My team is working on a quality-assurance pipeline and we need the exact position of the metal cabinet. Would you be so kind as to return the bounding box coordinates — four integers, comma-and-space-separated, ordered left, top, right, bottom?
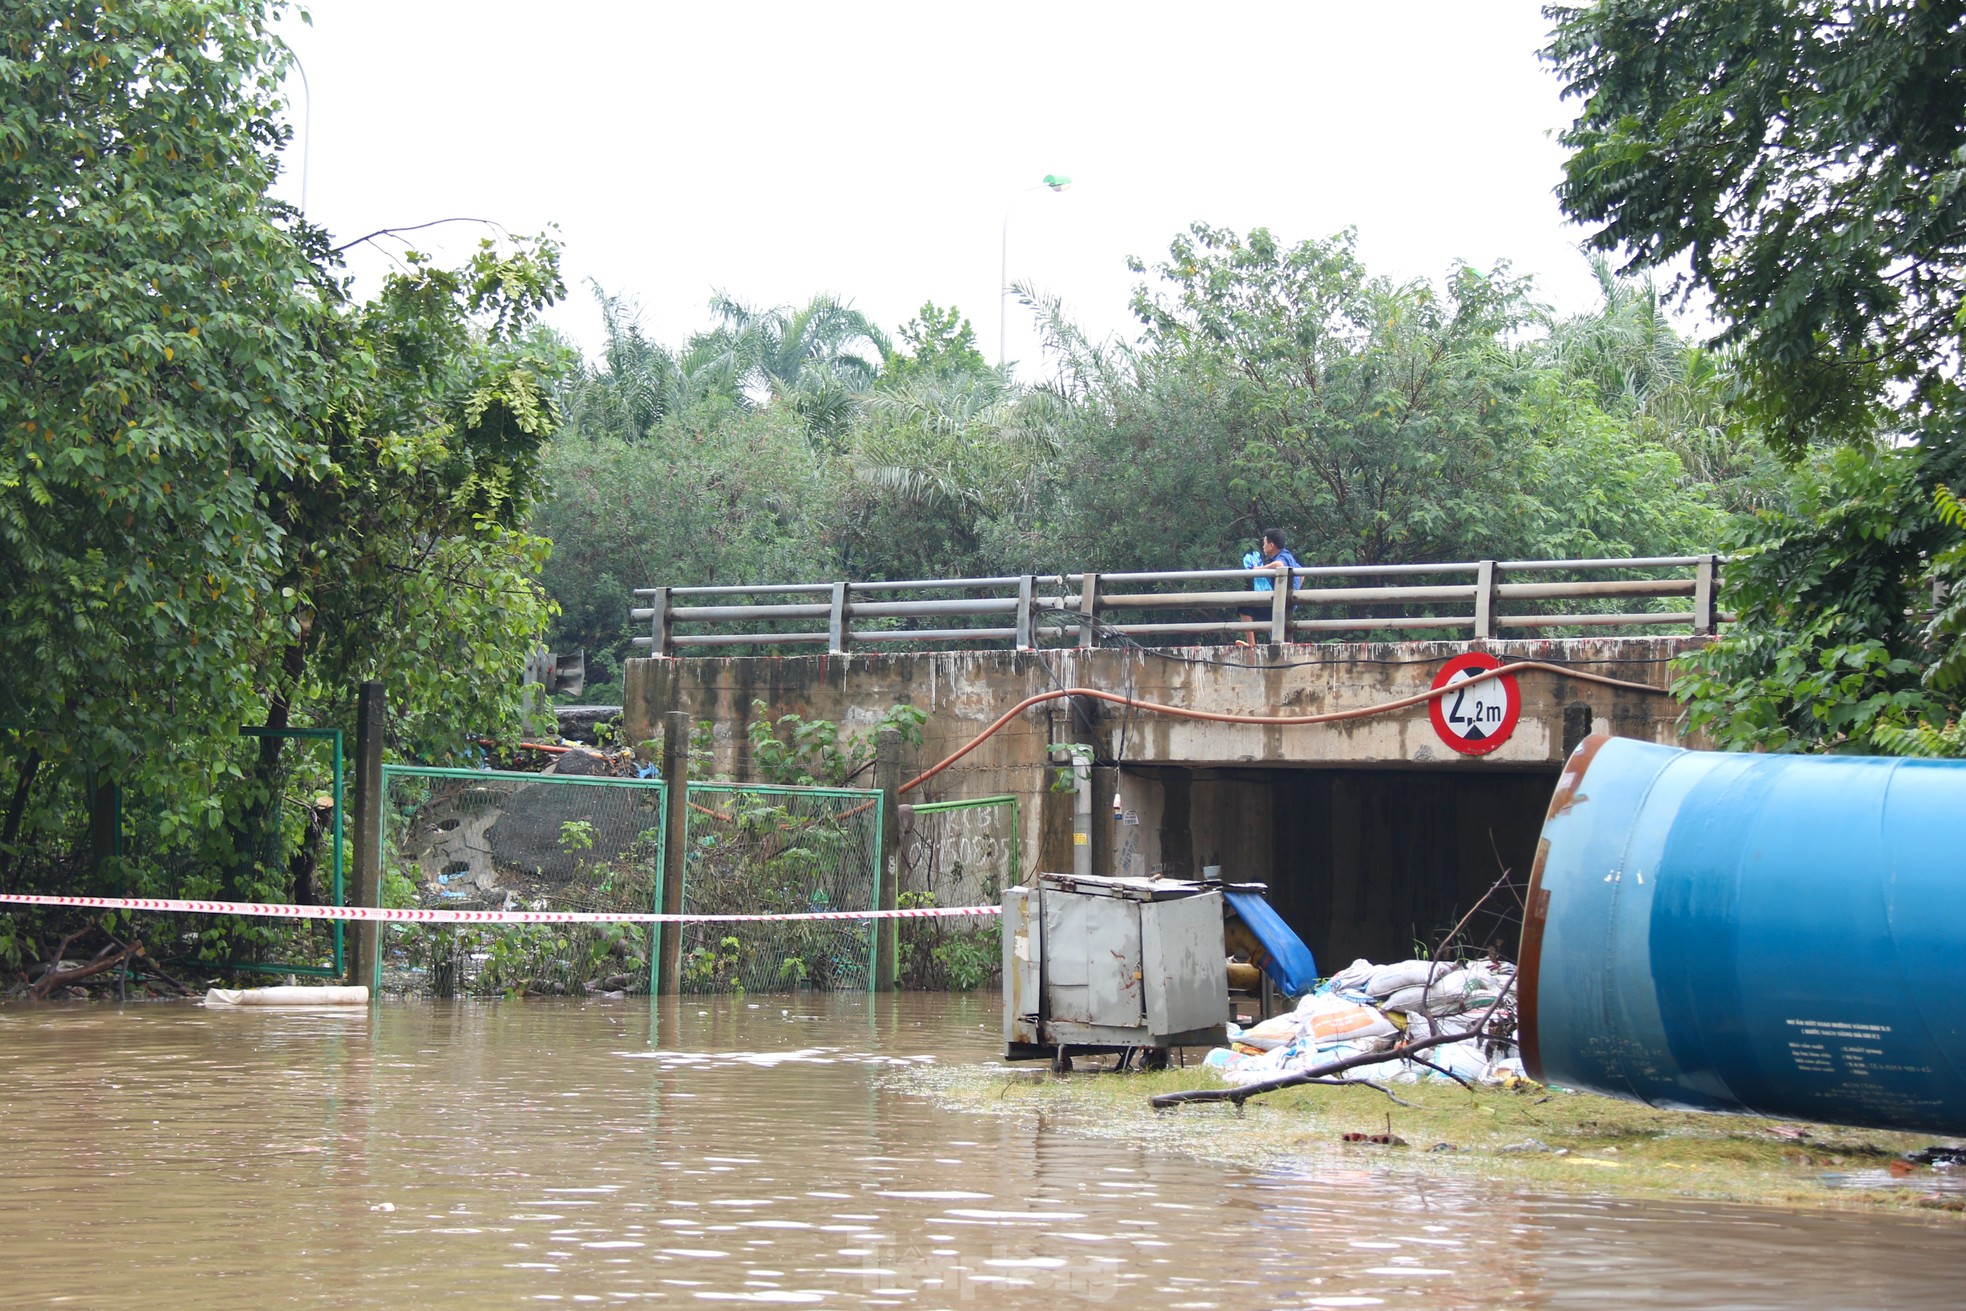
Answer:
1003, 873, 1228, 1062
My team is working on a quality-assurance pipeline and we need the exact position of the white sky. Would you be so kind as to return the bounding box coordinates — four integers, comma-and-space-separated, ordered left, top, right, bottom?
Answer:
275, 1, 1625, 373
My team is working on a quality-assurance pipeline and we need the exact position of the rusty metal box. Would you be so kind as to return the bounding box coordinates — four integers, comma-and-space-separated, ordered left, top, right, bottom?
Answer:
1002, 872, 1227, 1063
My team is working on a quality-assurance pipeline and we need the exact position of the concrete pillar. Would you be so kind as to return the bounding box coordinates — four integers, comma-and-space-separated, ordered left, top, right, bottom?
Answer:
1089, 765, 1118, 879
346, 681, 385, 994
1037, 754, 1076, 876
657, 711, 690, 995
873, 728, 903, 991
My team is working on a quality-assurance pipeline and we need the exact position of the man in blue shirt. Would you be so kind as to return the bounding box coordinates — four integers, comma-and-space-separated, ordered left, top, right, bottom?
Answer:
1238, 528, 1301, 645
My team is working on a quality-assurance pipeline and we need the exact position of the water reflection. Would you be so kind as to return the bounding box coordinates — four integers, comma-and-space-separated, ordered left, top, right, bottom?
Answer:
0, 994, 1956, 1309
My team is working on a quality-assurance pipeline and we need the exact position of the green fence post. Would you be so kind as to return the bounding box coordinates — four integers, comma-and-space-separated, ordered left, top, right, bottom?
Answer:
657, 711, 690, 996
873, 729, 902, 992
329, 729, 344, 978
347, 682, 385, 996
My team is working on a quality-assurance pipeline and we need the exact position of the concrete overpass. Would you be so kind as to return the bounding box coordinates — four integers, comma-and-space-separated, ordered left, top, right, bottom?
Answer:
622, 558, 1715, 966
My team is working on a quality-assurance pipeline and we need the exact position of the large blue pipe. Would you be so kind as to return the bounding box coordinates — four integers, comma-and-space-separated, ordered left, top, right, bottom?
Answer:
1520, 734, 1966, 1135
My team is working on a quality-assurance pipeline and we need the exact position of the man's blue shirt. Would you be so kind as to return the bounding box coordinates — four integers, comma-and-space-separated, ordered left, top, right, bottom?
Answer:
1253, 547, 1299, 593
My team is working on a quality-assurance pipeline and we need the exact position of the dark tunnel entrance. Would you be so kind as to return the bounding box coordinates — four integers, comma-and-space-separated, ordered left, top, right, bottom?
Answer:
1113, 763, 1560, 971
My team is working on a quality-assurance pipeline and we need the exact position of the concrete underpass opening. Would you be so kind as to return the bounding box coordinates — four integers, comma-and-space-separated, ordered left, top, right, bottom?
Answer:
1113, 763, 1559, 971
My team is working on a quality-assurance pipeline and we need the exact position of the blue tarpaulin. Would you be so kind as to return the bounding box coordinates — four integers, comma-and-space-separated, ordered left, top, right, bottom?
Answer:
1221, 888, 1318, 997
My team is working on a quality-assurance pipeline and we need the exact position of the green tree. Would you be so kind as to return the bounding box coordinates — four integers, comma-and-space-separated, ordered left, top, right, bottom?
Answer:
210, 234, 566, 900
1546, 0, 1966, 457
1511, 373, 1728, 563
273, 238, 566, 759
0, 0, 570, 911
1673, 442, 1964, 753
1020, 229, 1733, 576
879, 302, 992, 390
1, 0, 338, 860
1107, 225, 1544, 566
1538, 259, 1784, 513
557, 281, 743, 443
1546, 1, 1966, 753
535, 403, 824, 695
529, 230, 1747, 674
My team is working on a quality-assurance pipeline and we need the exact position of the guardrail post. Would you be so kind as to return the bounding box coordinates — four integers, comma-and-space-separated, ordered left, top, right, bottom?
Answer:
874, 729, 903, 992
657, 711, 689, 996
1078, 572, 1101, 649
649, 586, 673, 657
1473, 560, 1498, 639
1693, 555, 1719, 636
345, 680, 384, 996
828, 581, 848, 654
1015, 575, 1036, 651
1269, 571, 1290, 645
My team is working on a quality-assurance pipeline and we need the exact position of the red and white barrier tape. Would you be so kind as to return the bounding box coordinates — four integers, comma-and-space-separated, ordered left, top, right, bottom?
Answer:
0, 893, 1001, 926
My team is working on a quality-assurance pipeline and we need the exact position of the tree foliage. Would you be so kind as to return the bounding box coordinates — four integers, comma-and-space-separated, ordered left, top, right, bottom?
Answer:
536, 404, 823, 697
1674, 441, 1966, 752
1, 0, 335, 816
1547, 1, 1966, 754
1024, 225, 1733, 571
277, 238, 566, 759
0, 0, 568, 914
879, 302, 992, 390
538, 228, 1756, 683
1123, 225, 1546, 565
1546, 0, 1966, 457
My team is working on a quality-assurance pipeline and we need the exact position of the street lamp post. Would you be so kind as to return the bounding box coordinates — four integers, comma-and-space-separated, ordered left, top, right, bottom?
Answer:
1000, 173, 1072, 370
288, 51, 312, 214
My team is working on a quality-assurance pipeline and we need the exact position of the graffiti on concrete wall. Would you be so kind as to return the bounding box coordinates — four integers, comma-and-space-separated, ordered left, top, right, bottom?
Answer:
900, 799, 1019, 909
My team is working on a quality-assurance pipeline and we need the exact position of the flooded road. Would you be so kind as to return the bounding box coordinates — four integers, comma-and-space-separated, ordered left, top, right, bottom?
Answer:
0, 994, 1957, 1309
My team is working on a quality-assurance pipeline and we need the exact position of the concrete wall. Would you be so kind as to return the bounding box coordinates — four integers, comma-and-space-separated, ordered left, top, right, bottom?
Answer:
624, 637, 1699, 898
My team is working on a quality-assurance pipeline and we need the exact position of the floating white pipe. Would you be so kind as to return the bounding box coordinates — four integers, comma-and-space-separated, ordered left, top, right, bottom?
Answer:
203, 985, 369, 1007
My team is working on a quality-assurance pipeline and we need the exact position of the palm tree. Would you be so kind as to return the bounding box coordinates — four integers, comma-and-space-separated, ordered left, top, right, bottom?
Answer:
691, 293, 892, 444
847, 370, 1072, 554
559, 282, 744, 441
1539, 259, 1780, 510
1539, 257, 1691, 411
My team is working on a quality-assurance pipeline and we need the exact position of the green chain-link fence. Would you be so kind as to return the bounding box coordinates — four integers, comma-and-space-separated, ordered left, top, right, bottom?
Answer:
677, 781, 882, 993
378, 766, 667, 998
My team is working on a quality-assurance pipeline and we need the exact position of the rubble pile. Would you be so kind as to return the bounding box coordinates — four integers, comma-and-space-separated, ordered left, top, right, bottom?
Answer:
1205, 956, 1523, 1088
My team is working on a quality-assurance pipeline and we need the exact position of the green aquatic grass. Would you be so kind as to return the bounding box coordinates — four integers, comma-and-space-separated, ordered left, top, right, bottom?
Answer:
899, 1063, 1966, 1219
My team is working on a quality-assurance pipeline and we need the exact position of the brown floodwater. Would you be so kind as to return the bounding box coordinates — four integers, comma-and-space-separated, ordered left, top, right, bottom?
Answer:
0, 993, 1958, 1309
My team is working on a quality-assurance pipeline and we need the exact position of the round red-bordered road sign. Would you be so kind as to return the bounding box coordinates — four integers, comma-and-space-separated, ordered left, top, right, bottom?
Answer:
1428, 652, 1520, 755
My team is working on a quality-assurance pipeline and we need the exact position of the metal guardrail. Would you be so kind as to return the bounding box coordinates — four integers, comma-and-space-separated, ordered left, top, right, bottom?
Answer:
630, 556, 1724, 655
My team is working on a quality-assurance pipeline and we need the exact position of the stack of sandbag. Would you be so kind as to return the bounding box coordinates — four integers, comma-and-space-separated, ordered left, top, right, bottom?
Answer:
1327, 956, 1512, 1020
1203, 992, 1401, 1087
1204, 956, 1520, 1088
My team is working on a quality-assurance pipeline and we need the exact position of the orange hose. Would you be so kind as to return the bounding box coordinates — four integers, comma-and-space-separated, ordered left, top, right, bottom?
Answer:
895, 660, 1665, 796
810, 660, 1668, 819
